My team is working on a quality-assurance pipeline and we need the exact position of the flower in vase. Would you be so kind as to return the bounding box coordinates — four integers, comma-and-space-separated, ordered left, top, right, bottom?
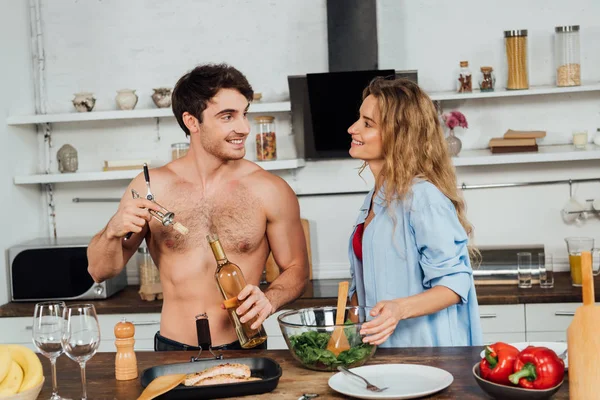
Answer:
442, 111, 468, 131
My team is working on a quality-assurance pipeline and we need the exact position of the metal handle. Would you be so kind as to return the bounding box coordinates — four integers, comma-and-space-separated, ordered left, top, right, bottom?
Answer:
555, 311, 575, 316
337, 366, 372, 386
131, 321, 160, 326
479, 314, 497, 319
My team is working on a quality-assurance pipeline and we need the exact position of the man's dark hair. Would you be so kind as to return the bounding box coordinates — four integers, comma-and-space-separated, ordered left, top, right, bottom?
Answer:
172, 63, 254, 137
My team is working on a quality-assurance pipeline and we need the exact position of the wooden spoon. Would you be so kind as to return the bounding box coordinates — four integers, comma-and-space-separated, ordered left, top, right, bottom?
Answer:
137, 373, 186, 400
326, 281, 350, 357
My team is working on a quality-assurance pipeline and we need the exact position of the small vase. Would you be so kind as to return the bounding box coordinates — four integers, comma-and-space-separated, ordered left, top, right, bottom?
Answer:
116, 89, 138, 110
72, 92, 95, 112
151, 87, 172, 108
446, 129, 462, 156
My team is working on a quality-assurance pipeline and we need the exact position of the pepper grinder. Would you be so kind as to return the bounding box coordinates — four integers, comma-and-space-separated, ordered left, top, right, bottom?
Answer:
114, 318, 138, 380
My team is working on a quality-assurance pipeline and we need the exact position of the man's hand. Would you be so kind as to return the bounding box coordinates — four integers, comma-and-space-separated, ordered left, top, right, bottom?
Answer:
359, 299, 404, 345
235, 284, 274, 330
106, 198, 161, 239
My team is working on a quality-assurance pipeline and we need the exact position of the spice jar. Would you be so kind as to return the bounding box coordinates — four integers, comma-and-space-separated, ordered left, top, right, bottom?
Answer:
555, 25, 581, 87
137, 247, 162, 301
504, 29, 529, 90
456, 61, 472, 93
478, 66, 495, 92
255, 116, 277, 161
171, 142, 189, 161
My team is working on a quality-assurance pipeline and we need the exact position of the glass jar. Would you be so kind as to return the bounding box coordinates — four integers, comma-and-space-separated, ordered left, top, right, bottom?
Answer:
456, 61, 472, 93
171, 142, 189, 161
479, 66, 496, 92
137, 247, 161, 301
504, 29, 529, 90
255, 116, 277, 161
555, 25, 581, 87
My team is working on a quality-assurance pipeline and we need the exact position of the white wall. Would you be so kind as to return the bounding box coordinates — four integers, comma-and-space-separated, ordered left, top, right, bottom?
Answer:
5, 1, 600, 288
0, 0, 45, 304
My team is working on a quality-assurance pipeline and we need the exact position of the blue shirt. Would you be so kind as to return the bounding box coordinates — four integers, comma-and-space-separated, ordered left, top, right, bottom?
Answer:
348, 179, 483, 348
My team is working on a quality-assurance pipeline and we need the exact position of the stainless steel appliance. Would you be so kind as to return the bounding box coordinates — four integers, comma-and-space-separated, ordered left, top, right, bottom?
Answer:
8, 236, 127, 302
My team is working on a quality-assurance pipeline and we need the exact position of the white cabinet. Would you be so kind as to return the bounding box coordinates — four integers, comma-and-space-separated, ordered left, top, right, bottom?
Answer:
479, 304, 526, 344
525, 303, 578, 341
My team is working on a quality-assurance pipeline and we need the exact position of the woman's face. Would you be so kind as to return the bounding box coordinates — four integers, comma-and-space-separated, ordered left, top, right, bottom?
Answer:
347, 94, 383, 162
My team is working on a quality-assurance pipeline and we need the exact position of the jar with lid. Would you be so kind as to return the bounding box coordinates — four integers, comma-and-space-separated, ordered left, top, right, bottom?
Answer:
137, 247, 162, 301
478, 66, 495, 92
171, 142, 189, 161
555, 25, 580, 87
456, 61, 472, 93
504, 29, 529, 90
254, 116, 277, 161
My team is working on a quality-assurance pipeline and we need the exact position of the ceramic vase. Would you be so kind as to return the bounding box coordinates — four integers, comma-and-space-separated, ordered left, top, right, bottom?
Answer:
116, 89, 138, 110
72, 92, 95, 112
152, 87, 172, 108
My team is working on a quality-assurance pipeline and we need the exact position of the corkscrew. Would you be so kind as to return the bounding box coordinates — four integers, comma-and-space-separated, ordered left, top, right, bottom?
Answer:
124, 164, 188, 239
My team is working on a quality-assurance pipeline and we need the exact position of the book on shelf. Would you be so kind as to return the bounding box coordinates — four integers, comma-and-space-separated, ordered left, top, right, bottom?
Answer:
503, 129, 547, 139
488, 137, 537, 148
103, 160, 150, 171
490, 144, 539, 154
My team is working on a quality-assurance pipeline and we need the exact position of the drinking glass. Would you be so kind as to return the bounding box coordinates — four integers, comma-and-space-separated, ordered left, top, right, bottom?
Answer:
538, 253, 554, 289
517, 252, 532, 288
62, 304, 100, 400
33, 301, 66, 400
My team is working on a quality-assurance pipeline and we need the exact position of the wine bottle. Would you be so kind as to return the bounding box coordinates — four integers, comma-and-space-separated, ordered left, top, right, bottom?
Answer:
206, 233, 268, 349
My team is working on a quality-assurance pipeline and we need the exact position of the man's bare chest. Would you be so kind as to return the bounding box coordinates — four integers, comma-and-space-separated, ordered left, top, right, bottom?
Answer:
150, 185, 266, 254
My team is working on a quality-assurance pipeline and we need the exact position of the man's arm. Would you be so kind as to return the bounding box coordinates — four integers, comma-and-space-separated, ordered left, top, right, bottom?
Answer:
236, 173, 309, 329
262, 176, 309, 311
87, 174, 159, 282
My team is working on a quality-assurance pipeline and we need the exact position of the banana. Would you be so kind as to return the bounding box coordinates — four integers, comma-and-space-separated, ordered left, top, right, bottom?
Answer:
0, 360, 23, 395
1, 345, 43, 393
0, 347, 11, 384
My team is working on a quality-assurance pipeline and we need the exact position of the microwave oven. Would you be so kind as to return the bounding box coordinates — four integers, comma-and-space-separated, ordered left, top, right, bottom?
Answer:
8, 237, 127, 302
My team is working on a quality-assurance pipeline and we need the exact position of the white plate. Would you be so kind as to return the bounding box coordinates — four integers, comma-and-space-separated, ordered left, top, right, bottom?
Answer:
479, 342, 568, 368
328, 364, 453, 399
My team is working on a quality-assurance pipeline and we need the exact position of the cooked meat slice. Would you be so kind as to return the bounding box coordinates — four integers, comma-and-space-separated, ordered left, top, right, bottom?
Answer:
184, 363, 251, 386
195, 374, 261, 386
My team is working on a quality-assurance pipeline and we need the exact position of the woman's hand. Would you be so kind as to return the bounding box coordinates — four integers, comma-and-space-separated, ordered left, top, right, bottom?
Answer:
359, 299, 405, 345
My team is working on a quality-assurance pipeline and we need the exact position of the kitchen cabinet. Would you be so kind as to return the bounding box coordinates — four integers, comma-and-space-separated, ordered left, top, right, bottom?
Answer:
524, 303, 577, 341
479, 304, 526, 344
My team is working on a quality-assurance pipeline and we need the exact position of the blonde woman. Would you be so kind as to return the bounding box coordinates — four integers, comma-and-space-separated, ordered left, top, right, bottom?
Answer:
348, 77, 482, 348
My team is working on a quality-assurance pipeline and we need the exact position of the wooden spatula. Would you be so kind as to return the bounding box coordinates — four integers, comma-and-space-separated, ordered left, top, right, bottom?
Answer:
137, 373, 186, 400
567, 251, 600, 399
326, 281, 350, 357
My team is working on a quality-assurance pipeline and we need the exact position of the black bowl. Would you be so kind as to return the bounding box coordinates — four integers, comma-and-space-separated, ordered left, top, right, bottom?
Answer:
472, 363, 563, 400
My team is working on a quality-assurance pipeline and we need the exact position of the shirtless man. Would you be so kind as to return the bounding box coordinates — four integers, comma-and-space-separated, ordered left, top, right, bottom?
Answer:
87, 63, 309, 351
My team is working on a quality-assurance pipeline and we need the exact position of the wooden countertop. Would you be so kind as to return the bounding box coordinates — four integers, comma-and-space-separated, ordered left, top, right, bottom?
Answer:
36, 347, 570, 399
0, 272, 594, 318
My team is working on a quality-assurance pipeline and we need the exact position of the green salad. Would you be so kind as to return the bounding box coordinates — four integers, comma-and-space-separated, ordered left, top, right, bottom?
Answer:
288, 323, 374, 370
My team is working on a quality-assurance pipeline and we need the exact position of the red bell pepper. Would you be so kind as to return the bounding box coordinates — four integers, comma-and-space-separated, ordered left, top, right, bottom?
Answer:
508, 346, 565, 389
479, 342, 520, 385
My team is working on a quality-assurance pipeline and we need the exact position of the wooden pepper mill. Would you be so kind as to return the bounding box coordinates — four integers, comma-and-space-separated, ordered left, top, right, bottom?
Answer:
114, 318, 138, 381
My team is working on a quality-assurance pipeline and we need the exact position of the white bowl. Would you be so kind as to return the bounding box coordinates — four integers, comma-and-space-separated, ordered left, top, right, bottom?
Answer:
1, 377, 44, 400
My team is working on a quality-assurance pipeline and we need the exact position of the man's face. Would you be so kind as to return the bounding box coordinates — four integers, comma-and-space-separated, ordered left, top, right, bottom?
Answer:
196, 88, 251, 160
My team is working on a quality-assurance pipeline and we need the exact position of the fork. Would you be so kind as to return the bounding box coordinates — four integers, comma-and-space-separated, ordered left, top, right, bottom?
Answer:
337, 366, 388, 392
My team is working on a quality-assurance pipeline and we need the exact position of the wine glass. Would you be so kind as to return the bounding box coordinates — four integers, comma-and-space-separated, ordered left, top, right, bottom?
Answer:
61, 304, 100, 400
33, 301, 66, 400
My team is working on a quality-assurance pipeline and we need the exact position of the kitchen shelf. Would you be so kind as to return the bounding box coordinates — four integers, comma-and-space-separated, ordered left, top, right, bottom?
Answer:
6, 101, 291, 125
452, 144, 600, 167
428, 82, 600, 101
13, 158, 305, 184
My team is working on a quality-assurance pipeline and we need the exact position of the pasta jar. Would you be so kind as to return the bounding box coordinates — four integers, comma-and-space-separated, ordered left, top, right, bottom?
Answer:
504, 29, 529, 90
255, 116, 277, 161
555, 25, 581, 87
171, 142, 189, 161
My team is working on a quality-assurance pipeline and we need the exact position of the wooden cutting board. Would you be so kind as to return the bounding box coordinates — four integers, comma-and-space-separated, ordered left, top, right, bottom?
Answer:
265, 218, 312, 282
567, 251, 600, 399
